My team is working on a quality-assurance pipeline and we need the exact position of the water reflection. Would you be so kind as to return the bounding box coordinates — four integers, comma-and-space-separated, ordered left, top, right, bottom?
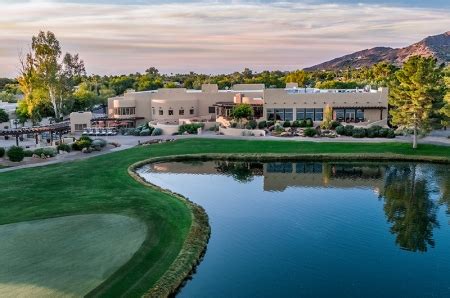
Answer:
145, 160, 449, 253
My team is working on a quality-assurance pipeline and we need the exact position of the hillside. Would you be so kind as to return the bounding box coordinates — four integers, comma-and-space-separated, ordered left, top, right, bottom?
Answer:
305, 31, 450, 71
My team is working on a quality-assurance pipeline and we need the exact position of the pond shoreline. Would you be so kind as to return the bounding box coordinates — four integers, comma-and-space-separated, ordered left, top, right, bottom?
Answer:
130, 151, 450, 296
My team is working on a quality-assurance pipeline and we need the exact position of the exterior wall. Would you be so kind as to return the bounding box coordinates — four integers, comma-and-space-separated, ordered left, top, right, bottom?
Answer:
219, 127, 266, 137
70, 112, 92, 132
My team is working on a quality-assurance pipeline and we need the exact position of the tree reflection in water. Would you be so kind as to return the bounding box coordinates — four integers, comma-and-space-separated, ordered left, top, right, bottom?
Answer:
380, 165, 439, 252
214, 161, 263, 183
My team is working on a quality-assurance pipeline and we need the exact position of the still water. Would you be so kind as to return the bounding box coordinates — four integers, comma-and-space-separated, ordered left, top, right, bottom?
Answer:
137, 160, 450, 298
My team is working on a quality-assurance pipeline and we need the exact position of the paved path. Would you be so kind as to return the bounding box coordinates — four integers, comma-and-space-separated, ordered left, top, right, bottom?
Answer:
1, 132, 449, 173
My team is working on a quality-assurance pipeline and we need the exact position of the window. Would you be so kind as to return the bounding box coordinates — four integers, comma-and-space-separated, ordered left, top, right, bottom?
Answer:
189, 108, 195, 115
74, 124, 87, 131
159, 109, 163, 116
296, 162, 322, 173
296, 108, 305, 120
114, 107, 135, 115
275, 109, 284, 121
284, 109, 293, 121
334, 109, 344, 121
208, 106, 216, 114
152, 108, 155, 115
168, 109, 174, 115
266, 108, 275, 120
305, 108, 314, 120
356, 109, 364, 121
179, 109, 185, 116
267, 163, 293, 173
314, 108, 323, 121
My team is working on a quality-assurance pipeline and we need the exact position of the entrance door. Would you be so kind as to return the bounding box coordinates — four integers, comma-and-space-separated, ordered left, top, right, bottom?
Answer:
345, 110, 355, 122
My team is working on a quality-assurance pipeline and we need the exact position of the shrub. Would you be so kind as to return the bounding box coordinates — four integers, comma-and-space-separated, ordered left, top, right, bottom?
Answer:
291, 120, 300, 128
331, 121, 341, 129
0, 147, 4, 158
257, 121, 267, 129
378, 128, 389, 138
230, 122, 237, 128
247, 120, 257, 129
91, 139, 107, 149
151, 128, 163, 136
57, 143, 71, 152
34, 147, 57, 157
274, 125, 285, 133
336, 125, 346, 135
305, 119, 314, 127
79, 135, 93, 143
352, 128, 367, 138
24, 150, 34, 157
344, 125, 354, 136
179, 123, 204, 134
304, 127, 317, 137
7, 146, 24, 162
140, 129, 152, 136
386, 129, 396, 138
266, 121, 275, 128
283, 121, 291, 128
72, 140, 91, 151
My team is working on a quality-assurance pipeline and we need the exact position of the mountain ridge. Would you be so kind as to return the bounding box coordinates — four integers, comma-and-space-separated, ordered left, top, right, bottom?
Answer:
305, 31, 450, 71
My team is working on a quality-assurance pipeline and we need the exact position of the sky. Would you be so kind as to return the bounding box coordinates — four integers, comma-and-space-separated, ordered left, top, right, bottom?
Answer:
0, 0, 449, 77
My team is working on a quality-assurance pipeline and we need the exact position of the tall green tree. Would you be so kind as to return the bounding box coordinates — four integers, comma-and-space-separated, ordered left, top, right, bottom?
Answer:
440, 67, 450, 127
389, 56, 445, 148
231, 103, 253, 127
0, 108, 9, 123
285, 70, 310, 87
31, 31, 85, 121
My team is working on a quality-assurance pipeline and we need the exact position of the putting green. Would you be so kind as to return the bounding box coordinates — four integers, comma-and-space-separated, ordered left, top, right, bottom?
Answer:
0, 214, 147, 297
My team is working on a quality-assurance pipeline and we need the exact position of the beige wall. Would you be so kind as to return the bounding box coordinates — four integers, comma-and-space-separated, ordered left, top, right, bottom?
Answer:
70, 112, 92, 133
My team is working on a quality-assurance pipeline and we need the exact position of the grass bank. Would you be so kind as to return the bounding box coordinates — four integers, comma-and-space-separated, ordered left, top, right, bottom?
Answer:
0, 138, 449, 297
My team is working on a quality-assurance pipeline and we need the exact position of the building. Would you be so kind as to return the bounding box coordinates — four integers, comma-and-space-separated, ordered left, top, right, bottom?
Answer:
70, 83, 388, 132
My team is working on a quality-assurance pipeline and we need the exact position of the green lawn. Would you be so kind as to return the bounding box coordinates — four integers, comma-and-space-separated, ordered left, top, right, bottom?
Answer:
0, 138, 449, 297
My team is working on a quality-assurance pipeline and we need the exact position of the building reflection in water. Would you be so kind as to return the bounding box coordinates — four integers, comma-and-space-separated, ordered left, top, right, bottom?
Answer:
146, 160, 448, 252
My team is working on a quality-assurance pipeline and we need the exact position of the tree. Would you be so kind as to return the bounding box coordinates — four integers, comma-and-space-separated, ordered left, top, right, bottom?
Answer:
286, 70, 309, 87
231, 103, 253, 127
31, 31, 85, 121
389, 56, 445, 148
0, 108, 8, 123
440, 67, 450, 127
321, 104, 333, 129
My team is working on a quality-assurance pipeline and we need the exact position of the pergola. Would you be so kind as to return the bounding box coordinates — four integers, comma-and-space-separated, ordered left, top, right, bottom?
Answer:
0, 122, 71, 146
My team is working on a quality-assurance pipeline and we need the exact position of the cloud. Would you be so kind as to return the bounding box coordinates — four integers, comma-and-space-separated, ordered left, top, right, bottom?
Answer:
0, 0, 449, 76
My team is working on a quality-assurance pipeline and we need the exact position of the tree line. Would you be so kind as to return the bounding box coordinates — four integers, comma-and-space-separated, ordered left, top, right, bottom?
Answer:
0, 31, 449, 144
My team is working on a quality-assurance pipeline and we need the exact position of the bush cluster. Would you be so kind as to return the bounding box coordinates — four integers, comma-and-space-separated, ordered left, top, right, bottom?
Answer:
151, 128, 163, 136
121, 123, 157, 136
57, 143, 71, 152
336, 125, 395, 138
304, 127, 317, 137
7, 146, 24, 162
34, 147, 57, 157
0, 147, 5, 158
179, 123, 204, 134
291, 119, 314, 128
257, 121, 267, 129
245, 120, 257, 130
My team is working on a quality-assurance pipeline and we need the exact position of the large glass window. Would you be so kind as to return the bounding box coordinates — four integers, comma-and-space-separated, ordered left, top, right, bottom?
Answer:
305, 108, 314, 120
152, 108, 155, 115
314, 108, 323, 121
208, 106, 216, 114
356, 109, 364, 121
267, 163, 293, 173
266, 109, 275, 120
275, 109, 284, 121
284, 109, 293, 121
296, 108, 305, 120
114, 107, 135, 115
334, 109, 344, 121
190, 108, 195, 115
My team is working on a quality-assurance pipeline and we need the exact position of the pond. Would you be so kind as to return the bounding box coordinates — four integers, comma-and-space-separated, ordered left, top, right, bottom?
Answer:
137, 160, 450, 298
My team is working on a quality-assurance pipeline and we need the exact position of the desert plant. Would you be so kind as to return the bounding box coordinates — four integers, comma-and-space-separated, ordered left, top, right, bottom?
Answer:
0, 147, 4, 158
321, 105, 333, 129
91, 139, 107, 149
7, 146, 25, 162
179, 123, 204, 134
246, 120, 257, 129
257, 121, 267, 129
304, 127, 317, 137
24, 149, 34, 157
34, 147, 57, 157
336, 125, 346, 135
151, 128, 163, 136
305, 119, 314, 127
331, 121, 341, 129
283, 121, 291, 128
140, 129, 152, 136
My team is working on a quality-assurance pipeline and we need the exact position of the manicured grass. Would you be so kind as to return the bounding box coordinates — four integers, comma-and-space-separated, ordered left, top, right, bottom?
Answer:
0, 138, 449, 297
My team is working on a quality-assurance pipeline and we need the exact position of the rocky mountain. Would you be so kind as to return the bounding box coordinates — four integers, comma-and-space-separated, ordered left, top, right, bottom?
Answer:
305, 31, 450, 71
